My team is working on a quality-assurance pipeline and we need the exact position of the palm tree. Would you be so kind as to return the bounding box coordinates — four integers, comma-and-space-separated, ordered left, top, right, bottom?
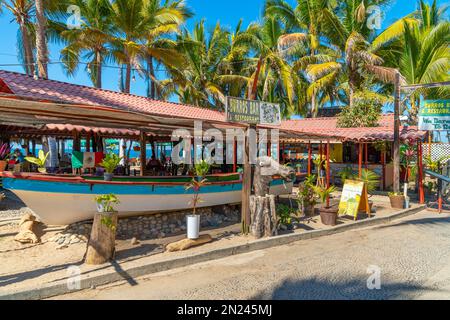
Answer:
265, 0, 338, 116
60, 0, 115, 88
0, 0, 36, 75
162, 20, 230, 108
139, 0, 192, 99
234, 16, 300, 116
35, 0, 48, 78
298, 0, 401, 108
395, 0, 450, 122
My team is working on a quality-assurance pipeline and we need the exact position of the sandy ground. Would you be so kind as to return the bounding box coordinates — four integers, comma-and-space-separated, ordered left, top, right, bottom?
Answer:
55, 210, 450, 300
0, 188, 421, 294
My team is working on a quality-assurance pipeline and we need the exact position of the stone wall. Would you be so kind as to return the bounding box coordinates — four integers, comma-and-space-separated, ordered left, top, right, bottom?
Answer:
50, 205, 241, 246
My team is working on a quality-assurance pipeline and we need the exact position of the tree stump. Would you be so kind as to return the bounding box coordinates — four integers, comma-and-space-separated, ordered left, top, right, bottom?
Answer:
250, 195, 278, 239
85, 212, 118, 265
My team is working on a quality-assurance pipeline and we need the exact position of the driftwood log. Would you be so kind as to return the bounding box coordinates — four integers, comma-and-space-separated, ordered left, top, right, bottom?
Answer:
14, 213, 40, 244
250, 157, 294, 239
85, 212, 118, 265
250, 195, 278, 239
166, 234, 213, 252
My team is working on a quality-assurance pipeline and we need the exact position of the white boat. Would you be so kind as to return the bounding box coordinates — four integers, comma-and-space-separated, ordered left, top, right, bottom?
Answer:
1, 172, 293, 225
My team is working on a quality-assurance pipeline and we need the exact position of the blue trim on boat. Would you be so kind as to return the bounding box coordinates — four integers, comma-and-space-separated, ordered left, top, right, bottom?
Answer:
2, 177, 287, 195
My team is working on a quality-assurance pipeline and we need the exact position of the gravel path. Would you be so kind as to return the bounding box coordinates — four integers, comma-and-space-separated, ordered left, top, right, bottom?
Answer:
56, 209, 450, 300
0, 189, 29, 221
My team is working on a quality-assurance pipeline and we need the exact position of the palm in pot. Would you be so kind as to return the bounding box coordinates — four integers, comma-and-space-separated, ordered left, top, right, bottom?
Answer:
314, 185, 338, 226
185, 160, 210, 239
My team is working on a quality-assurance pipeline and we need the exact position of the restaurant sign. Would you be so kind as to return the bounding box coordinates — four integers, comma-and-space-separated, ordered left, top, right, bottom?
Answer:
419, 100, 450, 131
225, 97, 281, 126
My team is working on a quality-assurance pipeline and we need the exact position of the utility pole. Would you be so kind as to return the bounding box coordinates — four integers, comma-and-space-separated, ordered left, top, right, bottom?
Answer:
393, 71, 401, 193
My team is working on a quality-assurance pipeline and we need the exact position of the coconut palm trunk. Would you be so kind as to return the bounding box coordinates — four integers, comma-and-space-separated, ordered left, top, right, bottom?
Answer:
249, 56, 264, 100
19, 22, 35, 76
35, 0, 48, 79
95, 50, 102, 88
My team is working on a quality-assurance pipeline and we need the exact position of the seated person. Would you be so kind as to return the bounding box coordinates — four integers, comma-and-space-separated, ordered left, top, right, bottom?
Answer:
14, 149, 25, 164
146, 156, 162, 172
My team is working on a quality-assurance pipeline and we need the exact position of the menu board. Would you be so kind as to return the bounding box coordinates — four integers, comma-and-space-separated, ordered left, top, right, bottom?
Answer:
338, 180, 370, 220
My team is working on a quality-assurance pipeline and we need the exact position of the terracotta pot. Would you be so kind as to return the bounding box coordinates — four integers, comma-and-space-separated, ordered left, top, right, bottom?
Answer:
389, 195, 405, 209
0, 160, 7, 172
319, 207, 338, 226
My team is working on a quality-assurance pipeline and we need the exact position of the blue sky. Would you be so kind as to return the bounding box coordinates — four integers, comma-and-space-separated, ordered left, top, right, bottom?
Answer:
0, 0, 447, 97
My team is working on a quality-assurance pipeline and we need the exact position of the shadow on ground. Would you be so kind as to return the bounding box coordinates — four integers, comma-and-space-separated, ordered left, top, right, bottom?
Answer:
251, 277, 430, 300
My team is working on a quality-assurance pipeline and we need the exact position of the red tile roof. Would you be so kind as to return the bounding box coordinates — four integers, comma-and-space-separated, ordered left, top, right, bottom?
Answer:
0, 70, 225, 123
0, 70, 425, 142
281, 115, 426, 142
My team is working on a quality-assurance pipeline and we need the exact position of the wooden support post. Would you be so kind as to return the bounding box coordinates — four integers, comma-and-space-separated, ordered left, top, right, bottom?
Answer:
326, 140, 331, 207
267, 141, 271, 158
140, 131, 146, 177
319, 141, 323, 159
393, 71, 401, 193
241, 125, 254, 235
233, 139, 237, 173
381, 150, 386, 191
308, 142, 312, 176
86, 133, 91, 152
282, 142, 286, 163
418, 140, 425, 204
358, 143, 363, 179
73, 130, 81, 152
364, 143, 368, 168
32, 140, 36, 155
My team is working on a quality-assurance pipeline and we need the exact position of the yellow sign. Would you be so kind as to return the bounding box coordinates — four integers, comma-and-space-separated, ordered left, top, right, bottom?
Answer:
338, 180, 370, 220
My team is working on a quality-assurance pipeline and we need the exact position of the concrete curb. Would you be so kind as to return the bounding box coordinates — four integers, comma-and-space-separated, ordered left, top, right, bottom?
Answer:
0, 205, 426, 300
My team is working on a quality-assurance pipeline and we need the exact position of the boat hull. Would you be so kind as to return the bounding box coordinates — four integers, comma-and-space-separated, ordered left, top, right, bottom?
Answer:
2, 174, 293, 225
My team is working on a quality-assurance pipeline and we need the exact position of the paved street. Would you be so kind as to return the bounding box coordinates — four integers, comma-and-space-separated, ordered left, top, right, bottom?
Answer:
57, 210, 450, 300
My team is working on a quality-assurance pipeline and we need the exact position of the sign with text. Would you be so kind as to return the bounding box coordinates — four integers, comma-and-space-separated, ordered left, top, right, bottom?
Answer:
338, 180, 370, 220
419, 100, 450, 131
225, 97, 281, 125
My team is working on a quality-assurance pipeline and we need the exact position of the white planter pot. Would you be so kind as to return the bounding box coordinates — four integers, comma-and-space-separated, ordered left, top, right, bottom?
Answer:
187, 215, 200, 239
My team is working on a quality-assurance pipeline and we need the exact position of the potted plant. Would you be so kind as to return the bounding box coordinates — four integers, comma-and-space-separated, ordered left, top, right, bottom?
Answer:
0, 143, 10, 172
276, 204, 297, 231
297, 175, 317, 216
356, 169, 380, 213
338, 167, 355, 186
25, 150, 50, 173
314, 184, 338, 226
86, 194, 120, 265
94, 194, 120, 230
185, 160, 210, 239
99, 153, 122, 181
389, 192, 405, 209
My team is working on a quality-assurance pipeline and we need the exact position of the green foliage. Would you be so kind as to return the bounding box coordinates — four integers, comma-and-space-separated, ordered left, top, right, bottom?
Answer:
297, 175, 317, 208
357, 169, 380, 194
95, 194, 120, 231
194, 160, 211, 178
186, 160, 211, 215
276, 204, 296, 227
25, 150, 50, 173
100, 153, 122, 174
314, 185, 337, 207
338, 167, 355, 184
389, 192, 404, 197
337, 95, 383, 128
94, 194, 120, 213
